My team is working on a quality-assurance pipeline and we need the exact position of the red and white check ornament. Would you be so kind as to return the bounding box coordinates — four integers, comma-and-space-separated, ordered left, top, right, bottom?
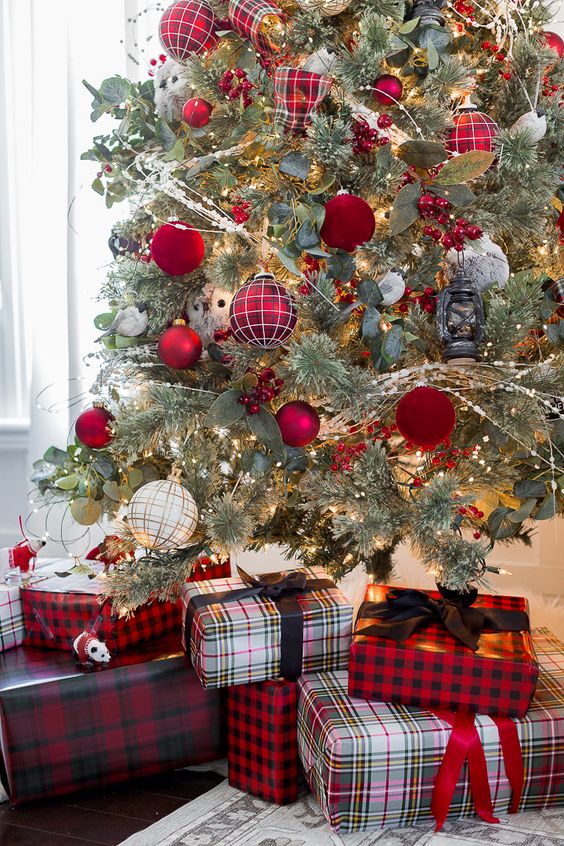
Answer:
274, 67, 332, 132
228, 0, 284, 52
159, 0, 217, 60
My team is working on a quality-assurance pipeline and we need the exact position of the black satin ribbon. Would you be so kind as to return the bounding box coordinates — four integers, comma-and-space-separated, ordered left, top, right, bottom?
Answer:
355, 588, 530, 652
187, 568, 335, 678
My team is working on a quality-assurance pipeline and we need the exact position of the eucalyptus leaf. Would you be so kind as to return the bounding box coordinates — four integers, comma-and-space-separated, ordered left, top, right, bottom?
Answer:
487, 506, 518, 539
279, 152, 311, 179
534, 494, 557, 520
436, 150, 495, 184
400, 17, 419, 32
118, 485, 134, 502
310, 172, 336, 195
268, 202, 292, 224
250, 451, 274, 477
204, 389, 246, 428
426, 40, 439, 70
327, 251, 355, 283
100, 76, 132, 105
418, 25, 451, 51
92, 177, 104, 196
55, 474, 79, 491
389, 182, 421, 236
277, 249, 301, 276
128, 469, 144, 490
506, 498, 537, 523
247, 408, 284, 453
83, 79, 101, 103
94, 312, 117, 331
432, 182, 475, 208
103, 481, 121, 502
70, 497, 102, 526
92, 454, 116, 479
296, 220, 320, 250
397, 140, 447, 169
43, 446, 69, 467
362, 307, 381, 340
381, 325, 404, 362
155, 118, 177, 152
513, 479, 546, 499
284, 447, 308, 473
357, 279, 384, 307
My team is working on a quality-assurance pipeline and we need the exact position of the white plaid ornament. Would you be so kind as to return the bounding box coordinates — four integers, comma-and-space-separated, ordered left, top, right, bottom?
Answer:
128, 478, 199, 551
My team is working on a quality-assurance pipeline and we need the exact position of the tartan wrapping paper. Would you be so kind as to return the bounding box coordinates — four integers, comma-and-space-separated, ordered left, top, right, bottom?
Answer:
228, 678, 299, 804
0, 635, 226, 805
274, 67, 333, 132
349, 585, 538, 717
228, 0, 282, 52
0, 584, 24, 653
298, 628, 564, 832
21, 562, 180, 653
181, 565, 353, 688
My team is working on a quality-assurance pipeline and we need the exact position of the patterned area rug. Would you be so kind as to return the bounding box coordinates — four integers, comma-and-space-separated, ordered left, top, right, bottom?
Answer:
118, 778, 564, 846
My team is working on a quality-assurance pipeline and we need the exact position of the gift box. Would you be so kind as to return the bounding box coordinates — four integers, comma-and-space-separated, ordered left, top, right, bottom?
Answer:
228, 678, 299, 804
298, 629, 564, 832
0, 635, 226, 804
21, 562, 180, 653
182, 566, 353, 688
0, 583, 25, 652
349, 585, 538, 717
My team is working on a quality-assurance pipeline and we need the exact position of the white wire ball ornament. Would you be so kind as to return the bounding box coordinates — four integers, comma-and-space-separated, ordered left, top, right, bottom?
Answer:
127, 478, 199, 551
229, 272, 297, 349
159, 0, 217, 61
293, 0, 352, 14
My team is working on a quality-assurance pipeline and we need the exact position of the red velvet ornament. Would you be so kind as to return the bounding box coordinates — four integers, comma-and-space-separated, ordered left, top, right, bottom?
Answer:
373, 74, 403, 106
541, 30, 564, 59
159, 0, 217, 61
151, 221, 205, 276
182, 97, 213, 127
395, 386, 456, 449
445, 109, 499, 154
158, 320, 203, 369
320, 194, 375, 253
229, 272, 297, 349
75, 406, 114, 449
275, 401, 320, 447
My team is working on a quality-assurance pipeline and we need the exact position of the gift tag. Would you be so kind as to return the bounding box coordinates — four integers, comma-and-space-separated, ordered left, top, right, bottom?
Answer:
377, 269, 405, 306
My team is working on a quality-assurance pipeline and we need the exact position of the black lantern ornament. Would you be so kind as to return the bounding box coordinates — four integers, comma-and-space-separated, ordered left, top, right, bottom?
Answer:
437, 267, 485, 362
408, 0, 446, 25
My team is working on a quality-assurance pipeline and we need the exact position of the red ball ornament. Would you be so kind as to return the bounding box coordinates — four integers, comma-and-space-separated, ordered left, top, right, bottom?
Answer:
373, 74, 403, 106
182, 97, 213, 128
320, 194, 376, 253
445, 107, 499, 154
151, 221, 205, 276
395, 386, 456, 449
541, 30, 564, 59
159, 0, 217, 61
158, 320, 203, 369
229, 272, 297, 349
75, 406, 114, 449
275, 401, 320, 447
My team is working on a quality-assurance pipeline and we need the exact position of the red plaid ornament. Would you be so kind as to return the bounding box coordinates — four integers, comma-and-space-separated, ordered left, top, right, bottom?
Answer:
445, 107, 499, 154
228, 679, 300, 804
274, 67, 332, 132
228, 0, 283, 52
159, 0, 217, 60
229, 272, 297, 348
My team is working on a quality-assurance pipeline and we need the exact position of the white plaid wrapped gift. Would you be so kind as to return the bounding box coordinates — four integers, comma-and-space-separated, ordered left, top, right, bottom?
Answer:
0, 584, 25, 652
181, 565, 353, 688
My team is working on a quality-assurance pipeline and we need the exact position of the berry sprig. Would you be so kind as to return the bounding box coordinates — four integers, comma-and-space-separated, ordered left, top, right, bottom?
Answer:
541, 72, 563, 99
417, 194, 483, 252
329, 441, 367, 472
237, 368, 284, 415
298, 255, 320, 295
231, 199, 252, 224
350, 117, 390, 155
148, 53, 167, 77
479, 41, 512, 79
397, 285, 437, 315
218, 69, 254, 108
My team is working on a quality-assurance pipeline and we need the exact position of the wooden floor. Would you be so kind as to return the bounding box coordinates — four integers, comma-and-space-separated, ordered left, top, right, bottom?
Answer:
0, 769, 224, 846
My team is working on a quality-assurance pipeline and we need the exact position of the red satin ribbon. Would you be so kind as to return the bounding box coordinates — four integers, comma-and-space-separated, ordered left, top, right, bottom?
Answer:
431, 710, 524, 831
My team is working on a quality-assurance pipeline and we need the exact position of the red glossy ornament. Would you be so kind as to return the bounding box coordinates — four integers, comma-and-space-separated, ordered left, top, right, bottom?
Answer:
541, 30, 564, 59
159, 0, 217, 61
275, 401, 320, 447
320, 194, 375, 252
75, 406, 114, 449
229, 272, 297, 349
182, 97, 213, 127
151, 221, 205, 276
158, 320, 203, 368
395, 386, 456, 449
445, 109, 499, 154
373, 74, 403, 106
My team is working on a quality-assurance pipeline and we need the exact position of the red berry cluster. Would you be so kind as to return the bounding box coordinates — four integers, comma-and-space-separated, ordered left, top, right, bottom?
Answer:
439, 218, 482, 252
96, 163, 113, 178
480, 41, 512, 78
458, 504, 485, 539
350, 117, 390, 155
329, 440, 367, 472
148, 53, 167, 77
418, 194, 482, 252
397, 285, 437, 315
298, 255, 320, 295
218, 69, 254, 107
453, 0, 475, 21
237, 368, 284, 415
541, 72, 563, 99
231, 199, 252, 224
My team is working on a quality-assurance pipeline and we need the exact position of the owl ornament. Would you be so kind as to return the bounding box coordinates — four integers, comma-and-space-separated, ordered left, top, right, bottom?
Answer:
184, 282, 233, 348
154, 58, 191, 123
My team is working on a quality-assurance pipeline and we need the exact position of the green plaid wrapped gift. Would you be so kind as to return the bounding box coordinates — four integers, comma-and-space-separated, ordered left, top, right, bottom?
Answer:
181, 565, 353, 688
298, 628, 564, 832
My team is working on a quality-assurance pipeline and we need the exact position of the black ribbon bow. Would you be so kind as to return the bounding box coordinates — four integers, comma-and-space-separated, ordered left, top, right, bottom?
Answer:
187, 568, 334, 678
355, 588, 530, 652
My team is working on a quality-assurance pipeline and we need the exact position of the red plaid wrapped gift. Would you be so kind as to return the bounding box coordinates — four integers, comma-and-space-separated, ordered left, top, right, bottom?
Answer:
0, 634, 226, 805
274, 67, 332, 132
228, 0, 282, 52
228, 678, 299, 804
298, 629, 564, 832
21, 562, 180, 653
349, 585, 538, 717
0, 583, 25, 652
182, 566, 353, 688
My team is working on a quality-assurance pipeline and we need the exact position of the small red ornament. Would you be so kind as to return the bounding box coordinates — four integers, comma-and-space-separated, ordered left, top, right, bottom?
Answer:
151, 221, 205, 276
275, 401, 320, 447
320, 194, 375, 252
158, 320, 203, 369
445, 105, 499, 154
182, 97, 213, 127
159, 0, 217, 61
541, 30, 564, 59
395, 386, 456, 449
229, 272, 297, 349
75, 405, 115, 449
373, 74, 403, 106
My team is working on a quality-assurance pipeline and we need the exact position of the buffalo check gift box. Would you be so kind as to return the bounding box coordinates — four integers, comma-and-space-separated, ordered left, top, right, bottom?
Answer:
349, 585, 539, 717
182, 566, 353, 688
298, 628, 564, 832
21, 562, 180, 653
0, 635, 226, 805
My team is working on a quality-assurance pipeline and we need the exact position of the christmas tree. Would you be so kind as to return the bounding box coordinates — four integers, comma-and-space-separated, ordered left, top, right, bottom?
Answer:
32, 0, 564, 608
